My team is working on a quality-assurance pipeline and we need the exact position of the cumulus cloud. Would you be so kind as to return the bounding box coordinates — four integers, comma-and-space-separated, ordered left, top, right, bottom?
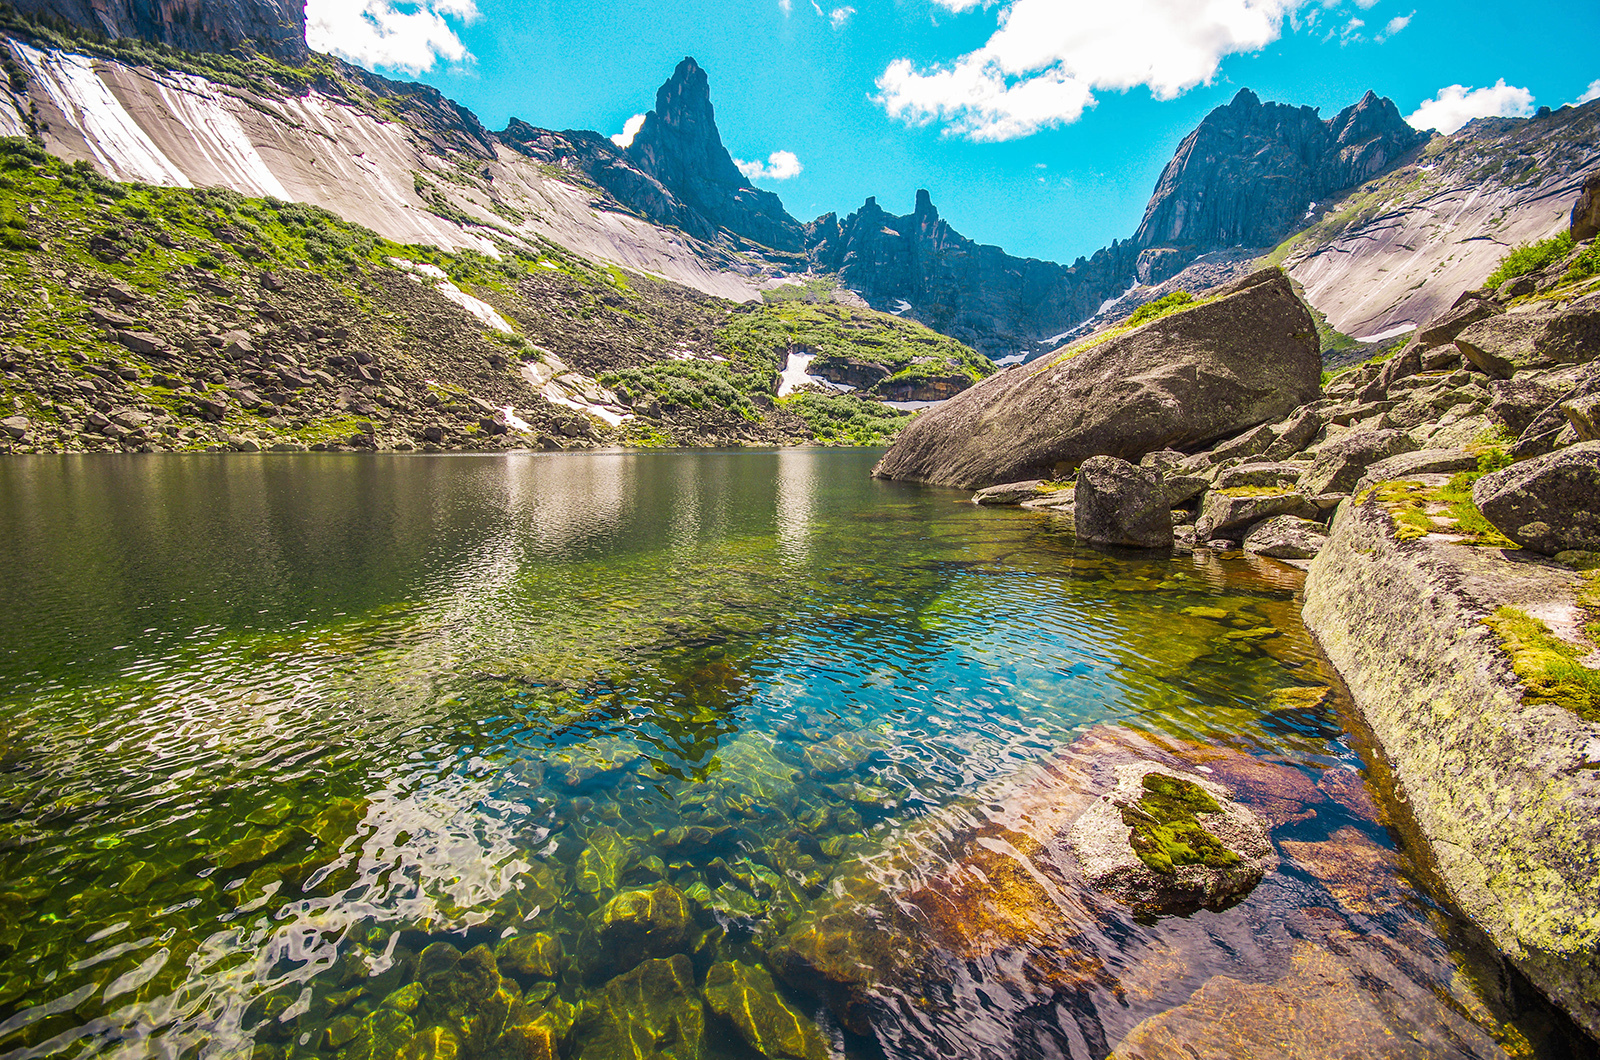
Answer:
305, 0, 477, 75
734, 150, 803, 181
1576, 80, 1600, 106
1406, 80, 1535, 134
778, 0, 793, 13
1375, 11, 1412, 42
611, 114, 646, 149
877, 0, 1304, 142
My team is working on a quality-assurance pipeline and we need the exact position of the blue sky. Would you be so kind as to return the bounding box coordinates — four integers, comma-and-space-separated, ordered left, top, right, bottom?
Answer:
306, 0, 1597, 265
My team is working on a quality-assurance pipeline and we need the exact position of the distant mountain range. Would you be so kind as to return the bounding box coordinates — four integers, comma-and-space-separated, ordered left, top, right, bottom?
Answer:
3, 0, 1597, 357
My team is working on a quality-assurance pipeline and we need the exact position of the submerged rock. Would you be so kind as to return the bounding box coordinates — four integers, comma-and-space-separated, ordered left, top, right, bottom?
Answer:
971, 479, 1051, 505
593, 885, 693, 973
703, 961, 829, 1060
871, 268, 1321, 489
574, 955, 706, 1060
1067, 766, 1274, 916
1074, 456, 1173, 548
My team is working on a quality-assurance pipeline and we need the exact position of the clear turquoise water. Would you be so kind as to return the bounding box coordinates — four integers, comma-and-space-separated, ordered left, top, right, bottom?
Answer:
0, 450, 1578, 1060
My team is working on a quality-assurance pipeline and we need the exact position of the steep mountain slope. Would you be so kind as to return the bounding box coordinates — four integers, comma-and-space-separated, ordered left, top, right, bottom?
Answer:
0, 11, 803, 303
0, 138, 981, 453
807, 190, 1136, 358
1134, 89, 1426, 258
1272, 102, 1600, 338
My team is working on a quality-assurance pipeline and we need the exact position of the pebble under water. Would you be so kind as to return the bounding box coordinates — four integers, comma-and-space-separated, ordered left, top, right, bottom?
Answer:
0, 449, 1585, 1060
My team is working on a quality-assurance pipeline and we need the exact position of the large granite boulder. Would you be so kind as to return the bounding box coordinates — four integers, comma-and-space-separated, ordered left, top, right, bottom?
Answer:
1243, 516, 1329, 559
1195, 491, 1318, 540
1074, 457, 1173, 548
1472, 442, 1600, 554
1415, 296, 1501, 347
1455, 304, 1600, 379
871, 269, 1321, 489
1352, 448, 1478, 493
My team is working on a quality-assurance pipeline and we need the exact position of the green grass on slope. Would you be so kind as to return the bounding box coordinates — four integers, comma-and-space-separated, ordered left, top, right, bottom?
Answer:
718, 302, 995, 390
778, 392, 909, 446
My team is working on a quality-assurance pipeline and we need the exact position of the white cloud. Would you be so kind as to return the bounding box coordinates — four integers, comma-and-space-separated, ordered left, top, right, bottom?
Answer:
734, 150, 804, 181
1576, 80, 1600, 106
876, 0, 1304, 142
305, 0, 478, 75
1375, 11, 1412, 42
1406, 79, 1535, 134
779, 0, 793, 13
611, 114, 646, 149
829, 5, 856, 28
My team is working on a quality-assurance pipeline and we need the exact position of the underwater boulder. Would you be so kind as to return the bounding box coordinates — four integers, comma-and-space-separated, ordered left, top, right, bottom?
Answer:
592, 885, 694, 975
702, 960, 830, 1060
574, 954, 707, 1060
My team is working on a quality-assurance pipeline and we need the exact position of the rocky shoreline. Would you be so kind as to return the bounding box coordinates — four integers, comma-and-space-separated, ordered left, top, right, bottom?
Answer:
875, 182, 1600, 1037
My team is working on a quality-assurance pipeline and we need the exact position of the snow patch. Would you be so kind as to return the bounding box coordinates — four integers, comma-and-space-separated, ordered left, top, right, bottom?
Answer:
1353, 323, 1417, 343
777, 351, 854, 397
389, 258, 515, 334
518, 359, 633, 428
890, 300, 913, 316
882, 399, 946, 411
994, 353, 1027, 367
16, 43, 191, 187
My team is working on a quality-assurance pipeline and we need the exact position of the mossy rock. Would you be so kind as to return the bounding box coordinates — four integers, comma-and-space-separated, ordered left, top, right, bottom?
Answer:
1068, 764, 1275, 916
1120, 773, 1239, 874
591, 885, 693, 976
339, 1008, 415, 1060
702, 960, 829, 1060
397, 1026, 460, 1060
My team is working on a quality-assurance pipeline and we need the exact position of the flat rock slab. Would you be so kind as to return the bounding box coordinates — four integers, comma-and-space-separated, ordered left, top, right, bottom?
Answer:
1303, 492, 1600, 1036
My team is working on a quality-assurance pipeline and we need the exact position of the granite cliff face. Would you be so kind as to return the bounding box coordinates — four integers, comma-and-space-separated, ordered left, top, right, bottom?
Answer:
807, 89, 1426, 358
1134, 89, 1427, 256
10, 0, 307, 61
807, 190, 1138, 358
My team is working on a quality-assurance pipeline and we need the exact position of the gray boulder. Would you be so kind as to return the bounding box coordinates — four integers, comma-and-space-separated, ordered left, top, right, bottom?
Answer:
1243, 516, 1329, 559
1472, 442, 1600, 554
1515, 364, 1600, 457
1160, 474, 1209, 507
871, 269, 1321, 488
972, 480, 1049, 505
1564, 394, 1600, 441
1455, 305, 1600, 379
1490, 377, 1573, 436
1195, 490, 1318, 539
1415, 297, 1501, 347
0, 414, 28, 441
1074, 457, 1173, 549
1261, 405, 1324, 460
1216, 462, 1304, 490
1352, 448, 1478, 493
1297, 428, 1418, 495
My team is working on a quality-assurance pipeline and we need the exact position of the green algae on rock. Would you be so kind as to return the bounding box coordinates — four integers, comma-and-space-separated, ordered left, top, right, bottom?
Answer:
703, 960, 830, 1060
1121, 773, 1239, 874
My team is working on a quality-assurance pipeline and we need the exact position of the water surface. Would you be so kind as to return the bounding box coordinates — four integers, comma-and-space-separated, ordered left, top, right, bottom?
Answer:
0, 450, 1579, 1059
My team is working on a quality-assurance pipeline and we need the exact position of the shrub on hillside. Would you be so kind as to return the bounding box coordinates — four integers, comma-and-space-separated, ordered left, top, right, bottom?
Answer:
1485, 233, 1573, 290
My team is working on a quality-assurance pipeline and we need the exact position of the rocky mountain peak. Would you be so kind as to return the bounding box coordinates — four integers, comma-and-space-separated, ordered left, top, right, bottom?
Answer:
617, 57, 804, 252
9, 0, 308, 61
1133, 87, 1426, 253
